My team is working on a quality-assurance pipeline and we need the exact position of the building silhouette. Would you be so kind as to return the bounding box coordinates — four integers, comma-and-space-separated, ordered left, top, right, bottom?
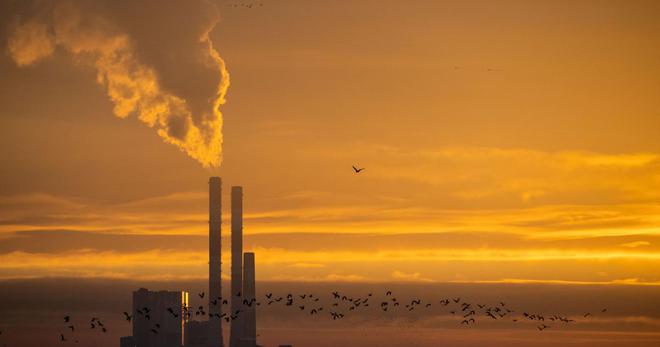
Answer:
120, 336, 135, 347
184, 320, 209, 347
132, 288, 188, 347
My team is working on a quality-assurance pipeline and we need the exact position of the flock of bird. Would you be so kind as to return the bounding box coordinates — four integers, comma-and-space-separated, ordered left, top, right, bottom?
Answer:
53, 316, 109, 344
0, 171, 609, 346
36, 289, 608, 343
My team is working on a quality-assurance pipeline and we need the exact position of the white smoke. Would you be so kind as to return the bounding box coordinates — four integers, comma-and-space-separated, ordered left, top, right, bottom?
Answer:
6, 0, 230, 167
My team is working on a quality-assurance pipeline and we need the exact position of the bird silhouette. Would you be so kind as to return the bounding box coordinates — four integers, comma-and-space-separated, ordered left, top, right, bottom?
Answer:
352, 165, 365, 173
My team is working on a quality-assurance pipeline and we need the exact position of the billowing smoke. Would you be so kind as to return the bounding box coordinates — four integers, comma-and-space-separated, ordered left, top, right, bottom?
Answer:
6, 0, 230, 167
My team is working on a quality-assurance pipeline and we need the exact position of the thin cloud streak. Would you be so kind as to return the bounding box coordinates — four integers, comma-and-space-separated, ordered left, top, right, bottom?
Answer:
0, 247, 658, 284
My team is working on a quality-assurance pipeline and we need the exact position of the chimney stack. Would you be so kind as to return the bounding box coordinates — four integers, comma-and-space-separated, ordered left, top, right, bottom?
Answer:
208, 177, 224, 347
230, 186, 244, 347
241, 252, 257, 347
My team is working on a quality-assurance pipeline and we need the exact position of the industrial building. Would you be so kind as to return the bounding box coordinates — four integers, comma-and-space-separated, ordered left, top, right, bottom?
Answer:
184, 321, 209, 347
120, 336, 135, 347
132, 288, 188, 347
119, 178, 268, 347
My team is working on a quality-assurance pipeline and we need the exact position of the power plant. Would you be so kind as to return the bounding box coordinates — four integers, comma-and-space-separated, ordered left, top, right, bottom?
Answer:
119, 177, 274, 347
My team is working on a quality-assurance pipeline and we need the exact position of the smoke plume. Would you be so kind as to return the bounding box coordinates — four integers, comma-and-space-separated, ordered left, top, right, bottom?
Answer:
6, 0, 230, 167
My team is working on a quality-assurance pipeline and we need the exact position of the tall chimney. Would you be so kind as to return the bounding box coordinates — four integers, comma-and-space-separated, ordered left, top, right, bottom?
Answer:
208, 177, 224, 347
241, 252, 257, 347
229, 186, 243, 347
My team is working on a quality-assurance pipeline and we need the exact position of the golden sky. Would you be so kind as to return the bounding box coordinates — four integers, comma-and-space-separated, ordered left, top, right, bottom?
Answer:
0, 0, 659, 286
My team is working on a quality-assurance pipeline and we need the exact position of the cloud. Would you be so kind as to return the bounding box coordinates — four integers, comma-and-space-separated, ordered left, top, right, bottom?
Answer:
289, 262, 326, 269
620, 241, 651, 248
391, 270, 434, 282
467, 278, 660, 286
0, 239, 659, 283
324, 273, 367, 282
1, 144, 660, 282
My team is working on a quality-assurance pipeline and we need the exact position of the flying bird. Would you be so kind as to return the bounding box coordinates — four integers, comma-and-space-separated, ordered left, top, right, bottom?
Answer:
352, 165, 365, 173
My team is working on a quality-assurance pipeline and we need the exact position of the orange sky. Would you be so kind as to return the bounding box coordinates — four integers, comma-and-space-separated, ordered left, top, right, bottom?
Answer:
0, 0, 659, 287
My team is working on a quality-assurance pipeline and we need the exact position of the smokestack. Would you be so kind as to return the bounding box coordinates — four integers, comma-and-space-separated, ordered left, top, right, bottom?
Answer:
208, 177, 224, 347
229, 186, 243, 347
241, 252, 257, 347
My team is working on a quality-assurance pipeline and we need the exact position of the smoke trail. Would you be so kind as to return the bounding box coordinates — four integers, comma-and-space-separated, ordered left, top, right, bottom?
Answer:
6, 1, 229, 167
